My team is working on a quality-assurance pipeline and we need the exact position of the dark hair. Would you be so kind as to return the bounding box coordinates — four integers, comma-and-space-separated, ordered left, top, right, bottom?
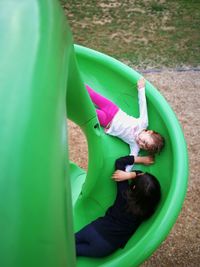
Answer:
125, 172, 161, 220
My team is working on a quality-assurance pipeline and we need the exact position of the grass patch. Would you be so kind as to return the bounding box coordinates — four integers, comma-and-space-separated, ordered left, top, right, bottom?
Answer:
60, 0, 200, 69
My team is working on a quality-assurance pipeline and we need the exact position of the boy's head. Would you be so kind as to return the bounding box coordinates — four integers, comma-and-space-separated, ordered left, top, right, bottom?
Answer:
137, 129, 164, 154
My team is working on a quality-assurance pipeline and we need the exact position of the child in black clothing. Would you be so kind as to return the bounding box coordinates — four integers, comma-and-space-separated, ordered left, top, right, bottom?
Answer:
75, 155, 161, 258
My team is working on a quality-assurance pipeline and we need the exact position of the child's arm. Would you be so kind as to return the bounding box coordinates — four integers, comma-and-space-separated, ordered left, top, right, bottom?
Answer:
126, 143, 154, 171
113, 155, 154, 181
137, 77, 148, 128
135, 155, 154, 165
115, 155, 135, 171
113, 155, 136, 182
112, 170, 136, 181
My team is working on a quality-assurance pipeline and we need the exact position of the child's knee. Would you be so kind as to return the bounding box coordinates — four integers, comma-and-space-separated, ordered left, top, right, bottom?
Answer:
96, 109, 109, 127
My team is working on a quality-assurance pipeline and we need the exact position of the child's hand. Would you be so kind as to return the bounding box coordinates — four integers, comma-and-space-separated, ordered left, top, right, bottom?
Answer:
112, 170, 136, 181
137, 77, 145, 90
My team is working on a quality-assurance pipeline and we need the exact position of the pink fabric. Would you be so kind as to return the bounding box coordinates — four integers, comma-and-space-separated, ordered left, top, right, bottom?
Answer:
86, 85, 119, 127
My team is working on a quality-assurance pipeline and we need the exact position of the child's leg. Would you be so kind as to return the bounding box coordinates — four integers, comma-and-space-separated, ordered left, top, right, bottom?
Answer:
86, 85, 118, 111
75, 224, 115, 257
95, 109, 109, 127
86, 85, 119, 127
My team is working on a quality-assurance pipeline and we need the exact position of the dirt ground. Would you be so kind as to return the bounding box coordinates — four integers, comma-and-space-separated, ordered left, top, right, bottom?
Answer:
68, 70, 200, 266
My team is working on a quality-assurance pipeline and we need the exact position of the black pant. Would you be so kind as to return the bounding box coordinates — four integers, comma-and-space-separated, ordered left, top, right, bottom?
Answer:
75, 224, 115, 257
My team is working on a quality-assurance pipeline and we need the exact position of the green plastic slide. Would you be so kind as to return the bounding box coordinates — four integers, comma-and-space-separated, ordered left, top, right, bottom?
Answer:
0, 1, 188, 267
72, 45, 188, 267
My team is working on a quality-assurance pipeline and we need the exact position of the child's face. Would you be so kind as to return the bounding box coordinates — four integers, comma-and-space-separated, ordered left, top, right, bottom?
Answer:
137, 130, 154, 150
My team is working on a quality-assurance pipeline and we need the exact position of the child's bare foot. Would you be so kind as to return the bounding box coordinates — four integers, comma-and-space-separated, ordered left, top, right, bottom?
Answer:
137, 77, 145, 90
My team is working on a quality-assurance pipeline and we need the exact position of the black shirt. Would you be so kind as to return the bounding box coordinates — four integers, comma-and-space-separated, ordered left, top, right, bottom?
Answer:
91, 156, 141, 248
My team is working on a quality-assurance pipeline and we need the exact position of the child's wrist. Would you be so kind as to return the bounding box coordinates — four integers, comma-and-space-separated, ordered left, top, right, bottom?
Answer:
134, 156, 142, 164
130, 172, 136, 179
138, 86, 145, 90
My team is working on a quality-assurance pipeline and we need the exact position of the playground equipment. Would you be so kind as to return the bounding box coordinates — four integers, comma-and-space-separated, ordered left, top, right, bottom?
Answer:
0, 1, 188, 267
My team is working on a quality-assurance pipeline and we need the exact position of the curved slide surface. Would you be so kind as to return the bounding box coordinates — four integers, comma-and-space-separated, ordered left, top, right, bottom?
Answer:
0, 1, 188, 267
72, 45, 188, 267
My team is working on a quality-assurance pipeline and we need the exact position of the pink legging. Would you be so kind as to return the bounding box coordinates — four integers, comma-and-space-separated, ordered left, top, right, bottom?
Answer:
86, 85, 119, 127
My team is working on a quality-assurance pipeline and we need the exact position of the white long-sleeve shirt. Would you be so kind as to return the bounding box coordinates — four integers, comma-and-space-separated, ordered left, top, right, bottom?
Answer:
106, 87, 148, 171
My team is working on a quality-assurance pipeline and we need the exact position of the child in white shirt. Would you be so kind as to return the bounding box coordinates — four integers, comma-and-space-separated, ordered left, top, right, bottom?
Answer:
86, 78, 164, 170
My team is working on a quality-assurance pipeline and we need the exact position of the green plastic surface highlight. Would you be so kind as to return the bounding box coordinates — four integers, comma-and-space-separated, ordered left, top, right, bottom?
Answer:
0, 1, 188, 267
